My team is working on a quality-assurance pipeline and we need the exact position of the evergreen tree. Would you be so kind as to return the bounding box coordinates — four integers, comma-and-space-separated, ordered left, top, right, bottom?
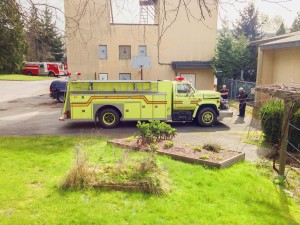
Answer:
291, 13, 300, 32
213, 29, 252, 80
276, 22, 286, 35
25, 6, 64, 62
233, 3, 263, 41
0, 0, 27, 73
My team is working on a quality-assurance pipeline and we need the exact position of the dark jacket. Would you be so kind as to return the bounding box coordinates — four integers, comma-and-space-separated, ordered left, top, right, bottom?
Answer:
237, 91, 248, 104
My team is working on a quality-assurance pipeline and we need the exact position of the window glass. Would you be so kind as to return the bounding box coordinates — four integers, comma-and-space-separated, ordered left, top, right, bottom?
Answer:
119, 73, 131, 80
138, 45, 147, 56
177, 84, 194, 94
119, 45, 131, 60
99, 45, 107, 59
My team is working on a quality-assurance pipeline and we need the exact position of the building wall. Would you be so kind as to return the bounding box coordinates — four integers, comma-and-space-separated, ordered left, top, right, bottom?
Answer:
64, 0, 218, 90
273, 47, 300, 83
255, 46, 300, 106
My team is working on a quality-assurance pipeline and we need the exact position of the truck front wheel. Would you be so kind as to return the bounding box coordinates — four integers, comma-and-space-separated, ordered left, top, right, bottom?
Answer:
97, 108, 120, 128
197, 107, 217, 127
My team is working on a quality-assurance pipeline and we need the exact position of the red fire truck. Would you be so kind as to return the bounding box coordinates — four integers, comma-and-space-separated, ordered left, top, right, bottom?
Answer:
21, 62, 68, 77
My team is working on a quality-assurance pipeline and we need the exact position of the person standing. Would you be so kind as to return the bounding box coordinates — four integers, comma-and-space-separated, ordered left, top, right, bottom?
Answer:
220, 85, 229, 99
237, 87, 248, 117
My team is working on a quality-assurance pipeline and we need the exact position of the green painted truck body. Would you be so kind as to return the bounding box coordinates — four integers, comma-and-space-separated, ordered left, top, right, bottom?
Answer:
61, 80, 232, 128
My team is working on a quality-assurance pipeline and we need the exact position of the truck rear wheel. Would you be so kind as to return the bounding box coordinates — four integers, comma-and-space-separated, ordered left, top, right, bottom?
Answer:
97, 108, 120, 128
197, 107, 217, 127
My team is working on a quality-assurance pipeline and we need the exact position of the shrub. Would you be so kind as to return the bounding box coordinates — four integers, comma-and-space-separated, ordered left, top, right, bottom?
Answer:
193, 146, 202, 151
199, 155, 210, 160
137, 120, 177, 145
259, 100, 300, 150
259, 100, 283, 144
202, 143, 221, 153
164, 141, 174, 148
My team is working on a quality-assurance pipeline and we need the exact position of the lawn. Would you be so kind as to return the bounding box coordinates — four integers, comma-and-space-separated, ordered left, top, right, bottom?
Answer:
0, 136, 299, 225
0, 74, 55, 81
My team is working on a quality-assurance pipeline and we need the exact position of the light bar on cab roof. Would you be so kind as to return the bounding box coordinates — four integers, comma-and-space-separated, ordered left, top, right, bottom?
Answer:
176, 76, 185, 82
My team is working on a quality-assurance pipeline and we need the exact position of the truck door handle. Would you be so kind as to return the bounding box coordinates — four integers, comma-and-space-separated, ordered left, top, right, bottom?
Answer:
142, 106, 145, 108
154, 105, 158, 108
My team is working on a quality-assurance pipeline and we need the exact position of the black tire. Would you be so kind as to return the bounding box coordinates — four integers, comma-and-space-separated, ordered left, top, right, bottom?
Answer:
49, 72, 55, 77
97, 108, 120, 128
27, 71, 32, 75
197, 107, 217, 127
57, 92, 65, 103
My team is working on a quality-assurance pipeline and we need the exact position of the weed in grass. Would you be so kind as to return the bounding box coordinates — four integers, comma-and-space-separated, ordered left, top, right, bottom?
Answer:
164, 141, 174, 148
193, 146, 202, 151
149, 143, 159, 152
199, 155, 210, 160
203, 143, 221, 153
61, 143, 94, 190
125, 136, 136, 142
61, 142, 168, 195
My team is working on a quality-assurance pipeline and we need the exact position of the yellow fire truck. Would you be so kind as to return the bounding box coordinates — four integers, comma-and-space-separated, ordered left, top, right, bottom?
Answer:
60, 79, 233, 128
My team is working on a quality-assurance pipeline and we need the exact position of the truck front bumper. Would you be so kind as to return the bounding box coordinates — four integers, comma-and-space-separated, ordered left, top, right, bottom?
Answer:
218, 110, 234, 119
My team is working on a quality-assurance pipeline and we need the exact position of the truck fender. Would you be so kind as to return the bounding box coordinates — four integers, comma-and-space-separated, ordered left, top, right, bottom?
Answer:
192, 104, 219, 119
94, 104, 123, 119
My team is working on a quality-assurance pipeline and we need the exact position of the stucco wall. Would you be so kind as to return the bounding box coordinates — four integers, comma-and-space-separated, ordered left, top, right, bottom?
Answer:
64, 0, 218, 90
273, 47, 300, 83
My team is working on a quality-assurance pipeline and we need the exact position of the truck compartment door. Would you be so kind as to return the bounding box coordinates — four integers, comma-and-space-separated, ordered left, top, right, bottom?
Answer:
141, 95, 153, 119
124, 103, 141, 119
152, 95, 167, 119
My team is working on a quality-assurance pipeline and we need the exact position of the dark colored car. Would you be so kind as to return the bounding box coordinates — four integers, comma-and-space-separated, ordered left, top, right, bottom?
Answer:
50, 80, 68, 103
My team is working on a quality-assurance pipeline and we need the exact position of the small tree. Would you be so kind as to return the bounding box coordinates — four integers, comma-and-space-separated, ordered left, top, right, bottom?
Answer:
276, 22, 286, 36
291, 12, 300, 32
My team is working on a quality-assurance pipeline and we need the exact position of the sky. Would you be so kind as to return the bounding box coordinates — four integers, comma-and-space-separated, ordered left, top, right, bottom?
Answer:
42, 0, 300, 31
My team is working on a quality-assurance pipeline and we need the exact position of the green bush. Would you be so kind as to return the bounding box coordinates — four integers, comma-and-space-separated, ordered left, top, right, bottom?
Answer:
164, 141, 174, 148
259, 100, 300, 150
259, 101, 283, 144
137, 121, 177, 145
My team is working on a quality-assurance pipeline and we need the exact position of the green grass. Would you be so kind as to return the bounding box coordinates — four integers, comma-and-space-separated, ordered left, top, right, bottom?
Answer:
243, 131, 272, 148
0, 136, 300, 225
0, 74, 55, 81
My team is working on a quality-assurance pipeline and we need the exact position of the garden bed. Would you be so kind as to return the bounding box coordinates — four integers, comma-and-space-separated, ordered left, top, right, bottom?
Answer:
108, 138, 245, 169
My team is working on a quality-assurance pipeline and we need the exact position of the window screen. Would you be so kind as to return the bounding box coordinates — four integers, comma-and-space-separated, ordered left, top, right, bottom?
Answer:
119, 45, 131, 60
99, 45, 107, 59
119, 73, 131, 80
138, 45, 147, 56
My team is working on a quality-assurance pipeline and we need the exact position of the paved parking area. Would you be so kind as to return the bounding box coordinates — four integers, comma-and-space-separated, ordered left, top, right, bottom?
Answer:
0, 80, 271, 161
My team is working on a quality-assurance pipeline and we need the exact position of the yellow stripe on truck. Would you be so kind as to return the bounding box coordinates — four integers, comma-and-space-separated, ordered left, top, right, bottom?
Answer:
71, 95, 167, 107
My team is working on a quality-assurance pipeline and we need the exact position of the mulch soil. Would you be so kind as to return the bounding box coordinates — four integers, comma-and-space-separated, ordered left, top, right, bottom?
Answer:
109, 138, 241, 163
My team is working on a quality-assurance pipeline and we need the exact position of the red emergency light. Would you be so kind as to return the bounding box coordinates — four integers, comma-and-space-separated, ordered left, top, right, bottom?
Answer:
76, 72, 81, 76
176, 76, 185, 82
67, 71, 71, 76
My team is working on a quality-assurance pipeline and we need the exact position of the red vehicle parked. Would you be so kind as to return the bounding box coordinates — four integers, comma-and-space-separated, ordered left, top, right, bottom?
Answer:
21, 62, 68, 77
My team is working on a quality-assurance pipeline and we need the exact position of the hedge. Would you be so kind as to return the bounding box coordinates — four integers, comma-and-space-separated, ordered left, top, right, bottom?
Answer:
259, 100, 300, 151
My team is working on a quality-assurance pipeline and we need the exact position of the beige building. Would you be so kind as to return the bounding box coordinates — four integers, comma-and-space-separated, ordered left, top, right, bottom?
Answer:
253, 31, 300, 104
64, 0, 218, 90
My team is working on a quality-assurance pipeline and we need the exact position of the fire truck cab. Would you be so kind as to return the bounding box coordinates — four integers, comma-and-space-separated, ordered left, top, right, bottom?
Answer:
60, 78, 233, 128
22, 62, 67, 77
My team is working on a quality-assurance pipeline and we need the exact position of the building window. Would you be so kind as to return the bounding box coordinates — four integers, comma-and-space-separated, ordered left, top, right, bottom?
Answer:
119, 73, 131, 80
119, 45, 131, 60
99, 45, 107, 59
98, 73, 108, 80
138, 45, 147, 56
